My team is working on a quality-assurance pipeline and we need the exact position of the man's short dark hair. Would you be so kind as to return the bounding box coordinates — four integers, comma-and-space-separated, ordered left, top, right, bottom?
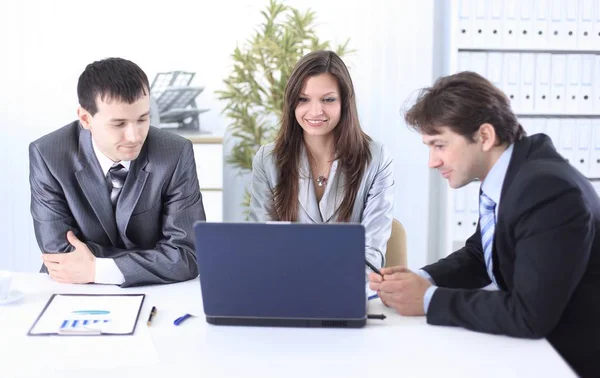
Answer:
77, 57, 150, 115
405, 71, 525, 144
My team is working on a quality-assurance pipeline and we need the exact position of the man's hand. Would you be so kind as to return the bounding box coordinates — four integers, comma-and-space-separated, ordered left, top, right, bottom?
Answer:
42, 231, 96, 284
369, 265, 432, 316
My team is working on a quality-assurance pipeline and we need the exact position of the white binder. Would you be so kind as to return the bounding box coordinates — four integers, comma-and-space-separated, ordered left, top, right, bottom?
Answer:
471, 52, 488, 76
578, 0, 595, 49
487, 52, 504, 89
565, 54, 582, 113
594, 0, 600, 50
518, 0, 535, 48
466, 181, 481, 238
534, 53, 552, 113
526, 117, 547, 135
457, 52, 471, 73
545, 118, 562, 150
472, 0, 489, 47
550, 54, 567, 112
487, 0, 504, 46
503, 53, 521, 110
457, 0, 473, 46
574, 118, 592, 177
519, 53, 536, 113
594, 55, 600, 112
453, 187, 469, 241
590, 118, 600, 178
533, 0, 550, 47
559, 118, 575, 167
548, 0, 567, 47
580, 54, 595, 114
563, 0, 580, 47
504, 0, 520, 46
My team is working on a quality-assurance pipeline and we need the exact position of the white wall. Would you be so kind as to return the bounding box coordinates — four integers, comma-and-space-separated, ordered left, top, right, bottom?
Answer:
0, 0, 437, 272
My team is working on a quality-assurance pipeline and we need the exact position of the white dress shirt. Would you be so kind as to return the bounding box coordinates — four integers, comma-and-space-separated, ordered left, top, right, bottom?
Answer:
91, 139, 130, 285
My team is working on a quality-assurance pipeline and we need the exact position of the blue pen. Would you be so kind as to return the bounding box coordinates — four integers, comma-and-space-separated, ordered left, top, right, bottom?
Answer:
368, 293, 379, 301
174, 313, 194, 326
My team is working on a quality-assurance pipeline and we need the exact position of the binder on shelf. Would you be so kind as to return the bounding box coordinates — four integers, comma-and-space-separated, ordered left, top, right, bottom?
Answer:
578, 0, 595, 49
525, 117, 547, 135
504, 0, 520, 46
533, 0, 550, 47
466, 181, 481, 237
548, 0, 567, 47
565, 54, 582, 113
503, 53, 521, 110
453, 188, 468, 241
534, 53, 552, 113
487, 0, 504, 46
574, 118, 592, 177
563, 0, 580, 47
457, 52, 471, 73
487, 52, 504, 90
590, 118, 600, 178
519, 53, 536, 113
559, 118, 575, 167
472, 0, 488, 47
458, 0, 473, 46
545, 118, 562, 151
594, 55, 600, 112
550, 54, 567, 112
470, 52, 488, 76
593, 0, 600, 51
580, 54, 595, 114
517, 0, 534, 48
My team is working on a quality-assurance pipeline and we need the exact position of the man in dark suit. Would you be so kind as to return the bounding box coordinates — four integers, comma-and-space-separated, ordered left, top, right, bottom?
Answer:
369, 71, 600, 377
29, 58, 205, 287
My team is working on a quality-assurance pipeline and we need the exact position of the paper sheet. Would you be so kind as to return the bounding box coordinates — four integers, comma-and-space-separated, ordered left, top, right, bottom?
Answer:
29, 294, 144, 335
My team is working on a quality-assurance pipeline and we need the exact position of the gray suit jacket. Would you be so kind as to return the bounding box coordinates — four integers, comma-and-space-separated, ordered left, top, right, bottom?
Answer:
249, 140, 395, 269
29, 121, 206, 287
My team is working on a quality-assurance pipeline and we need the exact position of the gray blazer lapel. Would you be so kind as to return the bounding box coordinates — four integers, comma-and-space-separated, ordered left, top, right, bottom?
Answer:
74, 128, 120, 246
116, 144, 150, 245
298, 147, 322, 223
322, 161, 344, 222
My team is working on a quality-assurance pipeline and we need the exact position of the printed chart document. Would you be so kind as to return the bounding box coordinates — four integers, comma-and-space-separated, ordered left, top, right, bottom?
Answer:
28, 294, 145, 336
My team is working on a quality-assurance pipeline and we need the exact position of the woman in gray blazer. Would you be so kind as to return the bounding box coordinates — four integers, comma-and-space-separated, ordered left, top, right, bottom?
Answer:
249, 50, 395, 274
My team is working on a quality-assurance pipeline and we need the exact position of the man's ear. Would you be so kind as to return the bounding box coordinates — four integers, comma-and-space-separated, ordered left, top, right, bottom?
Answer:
77, 106, 92, 130
478, 123, 497, 152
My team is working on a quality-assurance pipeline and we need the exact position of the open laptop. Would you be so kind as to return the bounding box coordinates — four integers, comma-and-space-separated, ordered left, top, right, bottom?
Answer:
194, 222, 367, 328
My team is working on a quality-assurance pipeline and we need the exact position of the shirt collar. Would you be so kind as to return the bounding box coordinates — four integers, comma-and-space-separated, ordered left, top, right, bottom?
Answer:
481, 144, 514, 206
91, 138, 131, 176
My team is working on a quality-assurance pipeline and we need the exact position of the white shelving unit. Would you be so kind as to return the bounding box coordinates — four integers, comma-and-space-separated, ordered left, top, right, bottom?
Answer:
440, 0, 600, 257
186, 135, 224, 222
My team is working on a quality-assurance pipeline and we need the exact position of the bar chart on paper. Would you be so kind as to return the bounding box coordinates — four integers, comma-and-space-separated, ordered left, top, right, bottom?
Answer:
28, 294, 145, 336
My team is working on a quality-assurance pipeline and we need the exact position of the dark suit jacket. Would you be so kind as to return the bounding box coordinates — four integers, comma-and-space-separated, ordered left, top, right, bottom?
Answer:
29, 121, 206, 287
424, 134, 600, 377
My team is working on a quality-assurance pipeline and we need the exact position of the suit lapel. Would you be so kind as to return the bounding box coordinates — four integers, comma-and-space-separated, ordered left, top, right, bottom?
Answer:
116, 143, 150, 245
298, 146, 323, 223
74, 127, 120, 246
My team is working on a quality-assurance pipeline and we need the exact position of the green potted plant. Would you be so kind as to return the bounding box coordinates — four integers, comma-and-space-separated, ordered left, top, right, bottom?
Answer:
217, 0, 352, 217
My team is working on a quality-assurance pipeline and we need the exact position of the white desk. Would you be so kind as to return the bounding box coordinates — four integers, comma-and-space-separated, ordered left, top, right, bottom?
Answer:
0, 274, 575, 378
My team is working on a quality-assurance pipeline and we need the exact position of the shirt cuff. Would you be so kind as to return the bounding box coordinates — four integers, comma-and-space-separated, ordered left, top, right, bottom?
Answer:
416, 269, 437, 286
423, 285, 438, 314
95, 258, 125, 285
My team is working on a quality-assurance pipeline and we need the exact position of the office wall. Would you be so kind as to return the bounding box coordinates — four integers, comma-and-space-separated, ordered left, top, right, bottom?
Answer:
0, 0, 437, 272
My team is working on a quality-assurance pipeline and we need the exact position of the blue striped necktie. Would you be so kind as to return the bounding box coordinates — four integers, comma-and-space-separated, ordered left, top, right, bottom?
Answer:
479, 192, 497, 286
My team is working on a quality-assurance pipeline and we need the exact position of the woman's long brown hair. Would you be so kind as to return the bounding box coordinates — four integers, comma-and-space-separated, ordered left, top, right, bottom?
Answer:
271, 50, 371, 222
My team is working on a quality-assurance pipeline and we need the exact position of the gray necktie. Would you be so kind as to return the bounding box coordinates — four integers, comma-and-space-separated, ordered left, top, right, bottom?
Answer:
107, 163, 127, 208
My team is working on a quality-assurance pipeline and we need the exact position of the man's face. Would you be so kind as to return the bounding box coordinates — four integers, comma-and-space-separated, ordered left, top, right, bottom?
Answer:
79, 92, 150, 162
422, 126, 486, 189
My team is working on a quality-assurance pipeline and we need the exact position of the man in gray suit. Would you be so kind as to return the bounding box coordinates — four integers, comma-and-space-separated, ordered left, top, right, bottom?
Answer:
29, 58, 205, 287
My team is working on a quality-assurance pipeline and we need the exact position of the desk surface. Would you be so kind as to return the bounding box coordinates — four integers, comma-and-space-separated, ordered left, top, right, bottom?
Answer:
0, 274, 575, 378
